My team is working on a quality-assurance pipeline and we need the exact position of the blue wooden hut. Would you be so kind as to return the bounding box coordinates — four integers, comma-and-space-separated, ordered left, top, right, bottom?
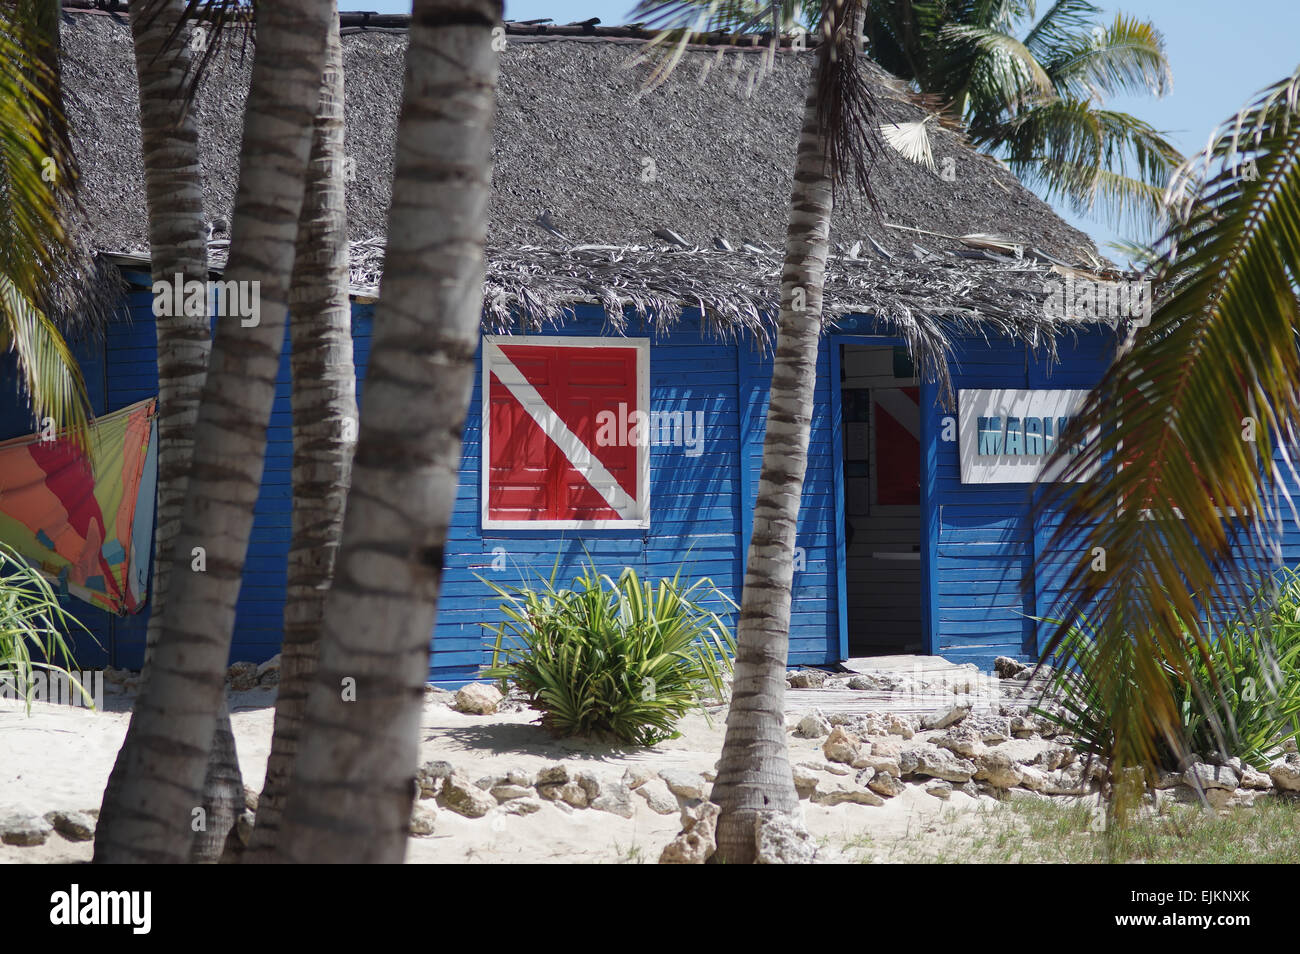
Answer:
1, 10, 1133, 685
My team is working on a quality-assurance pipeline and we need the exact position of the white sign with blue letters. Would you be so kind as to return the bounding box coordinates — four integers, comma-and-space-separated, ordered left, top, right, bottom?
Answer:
958, 389, 1093, 484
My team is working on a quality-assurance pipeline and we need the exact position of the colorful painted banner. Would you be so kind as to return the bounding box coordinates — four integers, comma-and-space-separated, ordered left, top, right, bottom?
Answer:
0, 398, 157, 613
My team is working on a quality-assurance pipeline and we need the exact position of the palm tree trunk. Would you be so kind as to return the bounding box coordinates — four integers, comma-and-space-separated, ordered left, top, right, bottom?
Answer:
126, 0, 245, 865
129, 0, 210, 672
710, 70, 833, 864
191, 696, 244, 862
247, 1, 355, 860
93, 0, 332, 864
272, 0, 503, 864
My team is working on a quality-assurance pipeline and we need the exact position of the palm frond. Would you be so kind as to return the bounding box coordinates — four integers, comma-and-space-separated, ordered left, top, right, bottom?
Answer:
1021, 0, 1099, 61
139, 0, 256, 107
0, 275, 93, 449
1030, 160, 1171, 236
992, 98, 1182, 234
859, 0, 928, 80
815, 0, 883, 207
940, 22, 1054, 109
1038, 64, 1300, 785
630, 0, 775, 32
879, 116, 936, 170
854, 2, 1176, 234
0, 3, 93, 440
626, 0, 802, 92
0, 10, 78, 298
1046, 13, 1172, 100
1104, 237, 1160, 271
952, 0, 1034, 35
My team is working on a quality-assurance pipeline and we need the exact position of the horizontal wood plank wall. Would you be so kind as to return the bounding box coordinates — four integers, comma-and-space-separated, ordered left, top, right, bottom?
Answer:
1027, 328, 1120, 656
736, 337, 841, 667
930, 333, 1035, 667
929, 328, 1121, 669
437, 306, 752, 684
4, 285, 1139, 681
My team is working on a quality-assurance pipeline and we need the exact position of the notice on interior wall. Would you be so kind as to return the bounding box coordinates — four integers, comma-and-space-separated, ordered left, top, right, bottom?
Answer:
958, 389, 1095, 484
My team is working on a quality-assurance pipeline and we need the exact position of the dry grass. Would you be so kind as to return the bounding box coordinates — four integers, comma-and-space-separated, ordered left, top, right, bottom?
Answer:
842, 794, 1300, 864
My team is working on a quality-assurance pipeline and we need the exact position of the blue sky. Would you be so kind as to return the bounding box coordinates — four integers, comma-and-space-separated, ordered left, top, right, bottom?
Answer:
358, 1, 1300, 257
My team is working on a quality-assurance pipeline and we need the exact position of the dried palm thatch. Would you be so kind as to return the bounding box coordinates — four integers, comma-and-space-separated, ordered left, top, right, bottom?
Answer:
57, 13, 1101, 266
64, 9, 1122, 405
44, 243, 126, 339
170, 230, 1128, 406
308, 236, 1118, 405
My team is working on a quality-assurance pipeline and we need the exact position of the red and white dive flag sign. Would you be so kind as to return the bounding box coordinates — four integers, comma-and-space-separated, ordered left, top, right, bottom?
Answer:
481, 337, 650, 529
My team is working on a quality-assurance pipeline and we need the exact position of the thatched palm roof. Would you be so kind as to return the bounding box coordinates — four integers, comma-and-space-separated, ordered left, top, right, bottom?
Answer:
57, 6, 1118, 383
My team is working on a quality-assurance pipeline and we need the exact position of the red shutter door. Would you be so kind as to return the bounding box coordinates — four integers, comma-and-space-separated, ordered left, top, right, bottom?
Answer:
554, 348, 639, 519
487, 342, 644, 525
488, 348, 558, 521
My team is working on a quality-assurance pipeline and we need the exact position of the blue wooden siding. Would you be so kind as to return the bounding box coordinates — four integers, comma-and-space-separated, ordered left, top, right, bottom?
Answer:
1024, 330, 1120, 655
735, 338, 842, 666
448, 309, 755, 684
1, 298, 807, 684
922, 327, 1119, 667
1, 280, 1148, 681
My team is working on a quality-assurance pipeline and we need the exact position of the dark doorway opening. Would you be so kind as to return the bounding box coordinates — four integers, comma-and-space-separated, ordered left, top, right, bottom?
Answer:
840, 343, 923, 655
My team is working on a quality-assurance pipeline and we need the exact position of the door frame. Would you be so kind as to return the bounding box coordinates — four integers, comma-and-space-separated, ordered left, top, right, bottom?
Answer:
829, 333, 939, 660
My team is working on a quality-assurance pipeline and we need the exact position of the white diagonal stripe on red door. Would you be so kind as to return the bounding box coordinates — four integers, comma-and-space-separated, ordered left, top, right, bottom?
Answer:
873, 387, 921, 440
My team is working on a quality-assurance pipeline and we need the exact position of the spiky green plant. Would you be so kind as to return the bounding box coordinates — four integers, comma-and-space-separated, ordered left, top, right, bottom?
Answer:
1177, 570, 1300, 768
1040, 578, 1300, 778
0, 542, 97, 712
481, 560, 736, 745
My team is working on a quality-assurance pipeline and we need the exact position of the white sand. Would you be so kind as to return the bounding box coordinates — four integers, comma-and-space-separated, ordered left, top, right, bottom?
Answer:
1, 687, 997, 864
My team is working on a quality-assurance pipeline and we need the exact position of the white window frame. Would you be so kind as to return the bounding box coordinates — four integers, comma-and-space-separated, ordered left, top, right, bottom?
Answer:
481, 335, 651, 531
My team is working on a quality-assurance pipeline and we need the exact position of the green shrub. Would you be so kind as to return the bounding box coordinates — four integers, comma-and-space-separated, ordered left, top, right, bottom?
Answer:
0, 542, 96, 711
1040, 571, 1300, 771
1178, 570, 1300, 766
480, 560, 735, 745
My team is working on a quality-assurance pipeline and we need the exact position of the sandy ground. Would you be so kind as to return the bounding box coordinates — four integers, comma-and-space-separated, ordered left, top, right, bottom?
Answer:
1, 684, 999, 864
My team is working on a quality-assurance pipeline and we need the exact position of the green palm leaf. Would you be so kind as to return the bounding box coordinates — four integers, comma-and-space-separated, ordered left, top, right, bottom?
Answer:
1030, 160, 1172, 234
1039, 64, 1300, 797
941, 22, 1054, 114
1022, 0, 1101, 61
0, 3, 92, 440
876, 0, 1178, 232
1104, 236, 1160, 270
1045, 13, 1172, 100
0, 275, 92, 448
993, 98, 1181, 234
